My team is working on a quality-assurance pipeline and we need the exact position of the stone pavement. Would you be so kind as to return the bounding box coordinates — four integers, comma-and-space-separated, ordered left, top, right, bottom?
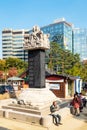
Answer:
0, 105, 87, 130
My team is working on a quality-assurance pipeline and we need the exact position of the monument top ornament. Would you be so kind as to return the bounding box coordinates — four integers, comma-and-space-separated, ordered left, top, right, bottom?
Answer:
23, 25, 50, 50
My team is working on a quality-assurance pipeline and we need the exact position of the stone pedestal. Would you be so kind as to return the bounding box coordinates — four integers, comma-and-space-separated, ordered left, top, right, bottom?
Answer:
4, 87, 61, 118
28, 49, 45, 88
18, 88, 61, 109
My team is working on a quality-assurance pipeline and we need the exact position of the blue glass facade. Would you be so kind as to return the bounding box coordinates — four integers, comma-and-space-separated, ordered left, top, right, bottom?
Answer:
41, 21, 87, 61
41, 21, 73, 52
73, 28, 87, 60
63, 23, 72, 51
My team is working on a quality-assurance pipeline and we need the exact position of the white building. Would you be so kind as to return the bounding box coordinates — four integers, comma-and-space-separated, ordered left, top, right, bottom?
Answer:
2, 29, 29, 61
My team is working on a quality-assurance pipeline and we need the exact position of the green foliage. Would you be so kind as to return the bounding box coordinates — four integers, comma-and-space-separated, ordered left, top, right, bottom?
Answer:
47, 42, 81, 76
5, 57, 28, 70
0, 57, 28, 77
0, 59, 6, 71
17, 68, 27, 76
80, 63, 87, 81
66, 62, 82, 76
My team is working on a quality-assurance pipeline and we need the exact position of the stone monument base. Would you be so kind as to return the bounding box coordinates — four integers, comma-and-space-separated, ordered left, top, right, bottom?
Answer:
0, 88, 62, 126
16, 88, 61, 113
1, 88, 61, 116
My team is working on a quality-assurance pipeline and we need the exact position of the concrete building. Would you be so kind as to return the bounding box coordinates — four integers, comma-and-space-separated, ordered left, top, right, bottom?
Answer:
2, 29, 29, 61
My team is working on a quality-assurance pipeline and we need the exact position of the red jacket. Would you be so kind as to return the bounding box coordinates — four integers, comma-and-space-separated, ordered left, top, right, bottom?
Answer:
71, 97, 80, 108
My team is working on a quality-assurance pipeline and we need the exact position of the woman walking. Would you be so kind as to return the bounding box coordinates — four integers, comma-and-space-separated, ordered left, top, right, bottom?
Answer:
71, 94, 80, 116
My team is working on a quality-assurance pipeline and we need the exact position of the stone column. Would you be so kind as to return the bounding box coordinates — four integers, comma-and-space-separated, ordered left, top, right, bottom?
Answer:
28, 49, 45, 88
24, 25, 50, 88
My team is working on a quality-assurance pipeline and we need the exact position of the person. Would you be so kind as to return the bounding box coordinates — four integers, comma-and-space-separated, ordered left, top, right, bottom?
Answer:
78, 93, 84, 112
82, 97, 87, 107
79, 93, 86, 107
50, 101, 62, 126
71, 94, 80, 116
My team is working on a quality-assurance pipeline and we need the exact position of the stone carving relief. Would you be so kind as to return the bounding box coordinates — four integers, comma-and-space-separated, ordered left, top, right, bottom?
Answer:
23, 26, 50, 50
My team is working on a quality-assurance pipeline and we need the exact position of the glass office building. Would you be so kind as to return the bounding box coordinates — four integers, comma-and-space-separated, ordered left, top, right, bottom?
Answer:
73, 28, 87, 61
41, 18, 73, 52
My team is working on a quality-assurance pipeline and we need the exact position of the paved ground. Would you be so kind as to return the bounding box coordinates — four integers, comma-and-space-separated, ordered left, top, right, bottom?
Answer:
0, 106, 87, 130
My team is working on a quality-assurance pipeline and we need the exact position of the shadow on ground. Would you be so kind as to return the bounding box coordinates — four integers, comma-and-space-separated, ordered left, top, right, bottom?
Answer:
0, 127, 11, 130
72, 107, 87, 122
84, 121, 87, 123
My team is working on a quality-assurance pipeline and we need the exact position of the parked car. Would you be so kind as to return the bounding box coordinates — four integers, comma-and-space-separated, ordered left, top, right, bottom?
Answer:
0, 85, 16, 98
0, 85, 5, 94
5, 85, 14, 92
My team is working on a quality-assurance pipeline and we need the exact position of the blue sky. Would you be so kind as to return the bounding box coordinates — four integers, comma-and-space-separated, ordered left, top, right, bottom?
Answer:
0, 0, 87, 59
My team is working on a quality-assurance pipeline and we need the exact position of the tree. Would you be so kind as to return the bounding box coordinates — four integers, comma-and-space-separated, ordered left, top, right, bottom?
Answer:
47, 42, 81, 76
0, 59, 6, 71
5, 57, 28, 76
0, 70, 3, 80
5, 57, 28, 70
47, 42, 63, 71
8, 67, 18, 77
0, 57, 28, 79
66, 62, 82, 77
80, 63, 87, 81
0, 70, 3, 82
